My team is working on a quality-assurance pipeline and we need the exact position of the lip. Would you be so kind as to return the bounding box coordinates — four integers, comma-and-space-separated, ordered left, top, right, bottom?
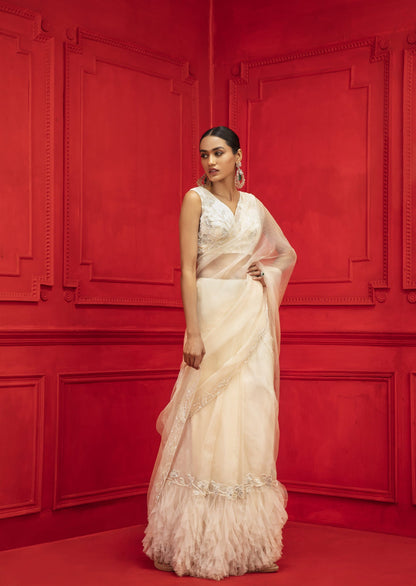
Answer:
208, 169, 219, 174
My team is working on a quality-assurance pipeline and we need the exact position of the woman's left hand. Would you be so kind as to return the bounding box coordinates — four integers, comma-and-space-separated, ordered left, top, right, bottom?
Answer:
247, 263, 266, 286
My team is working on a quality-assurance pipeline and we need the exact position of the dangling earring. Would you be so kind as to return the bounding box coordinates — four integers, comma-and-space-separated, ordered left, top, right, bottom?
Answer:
197, 173, 210, 187
235, 161, 245, 189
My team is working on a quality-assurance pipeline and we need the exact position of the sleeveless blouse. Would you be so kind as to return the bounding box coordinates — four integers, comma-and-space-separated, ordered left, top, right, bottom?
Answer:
192, 186, 262, 258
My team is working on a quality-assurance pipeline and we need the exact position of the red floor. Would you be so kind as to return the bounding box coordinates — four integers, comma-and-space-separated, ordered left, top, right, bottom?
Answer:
0, 521, 415, 586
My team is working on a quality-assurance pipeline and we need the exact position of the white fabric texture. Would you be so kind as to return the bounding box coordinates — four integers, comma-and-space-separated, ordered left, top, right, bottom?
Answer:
142, 186, 297, 580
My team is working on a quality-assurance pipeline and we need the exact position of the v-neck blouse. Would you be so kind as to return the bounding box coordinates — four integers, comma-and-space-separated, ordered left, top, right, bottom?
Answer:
203, 186, 242, 217
192, 185, 262, 257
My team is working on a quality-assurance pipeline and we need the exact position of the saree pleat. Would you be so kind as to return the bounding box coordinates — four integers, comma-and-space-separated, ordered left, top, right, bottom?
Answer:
142, 187, 296, 580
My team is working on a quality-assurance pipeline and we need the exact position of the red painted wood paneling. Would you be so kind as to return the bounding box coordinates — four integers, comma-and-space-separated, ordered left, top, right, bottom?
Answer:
1, 0, 416, 552
403, 40, 416, 303
0, 335, 183, 550
278, 371, 396, 502
0, 0, 206, 550
229, 38, 389, 305
64, 29, 198, 306
411, 373, 416, 506
0, 376, 44, 519
54, 370, 176, 509
213, 0, 416, 538
0, 5, 54, 301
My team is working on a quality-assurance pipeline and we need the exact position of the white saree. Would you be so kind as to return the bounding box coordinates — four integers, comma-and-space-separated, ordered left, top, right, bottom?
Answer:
142, 185, 297, 580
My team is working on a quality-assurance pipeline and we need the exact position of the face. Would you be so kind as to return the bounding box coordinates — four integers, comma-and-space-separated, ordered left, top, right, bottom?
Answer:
199, 136, 241, 184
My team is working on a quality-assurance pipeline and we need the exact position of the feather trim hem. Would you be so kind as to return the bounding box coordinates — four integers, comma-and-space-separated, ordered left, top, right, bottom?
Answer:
142, 478, 288, 580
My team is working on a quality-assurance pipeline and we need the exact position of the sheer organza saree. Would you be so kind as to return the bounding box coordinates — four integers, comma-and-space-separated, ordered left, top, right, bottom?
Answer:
142, 191, 296, 580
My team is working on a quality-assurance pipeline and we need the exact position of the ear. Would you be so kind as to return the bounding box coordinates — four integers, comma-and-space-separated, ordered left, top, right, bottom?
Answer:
236, 148, 243, 164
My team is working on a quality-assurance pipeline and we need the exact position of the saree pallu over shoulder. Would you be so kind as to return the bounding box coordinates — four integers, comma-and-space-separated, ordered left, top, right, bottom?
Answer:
143, 186, 296, 580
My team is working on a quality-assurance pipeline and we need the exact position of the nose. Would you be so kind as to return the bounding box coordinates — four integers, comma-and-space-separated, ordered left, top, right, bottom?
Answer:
208, 153, 216, 166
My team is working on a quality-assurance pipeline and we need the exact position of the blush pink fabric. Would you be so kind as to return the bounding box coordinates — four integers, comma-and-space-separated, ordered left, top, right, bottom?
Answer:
142, 186, 296, 580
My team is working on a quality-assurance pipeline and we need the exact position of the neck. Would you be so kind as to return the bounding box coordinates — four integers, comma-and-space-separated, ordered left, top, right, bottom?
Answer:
209, 176, 238, 200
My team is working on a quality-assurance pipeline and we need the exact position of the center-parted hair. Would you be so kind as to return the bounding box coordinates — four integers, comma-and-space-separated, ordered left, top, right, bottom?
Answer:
200, 126, 241, 154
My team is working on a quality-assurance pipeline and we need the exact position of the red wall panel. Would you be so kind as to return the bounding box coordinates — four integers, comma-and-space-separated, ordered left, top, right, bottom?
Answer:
279, 371, 396, 502
213, 0, 416, 538
411, 373, 416, 506
0, 5, 54, 301
64, 29, 198, 306
0, 0, 206, 550
55, 370, 176, 509
276, 341, 415, 536
0, 334, 183, 550
403, 41, 416, 302
0, 0, 416, 551
229, 38, 389, 305
0, 376, 44, 519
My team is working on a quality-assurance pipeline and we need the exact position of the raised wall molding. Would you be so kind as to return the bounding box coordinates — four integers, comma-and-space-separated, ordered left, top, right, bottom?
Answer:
230, 37, 390, 306
0, 3, 54, 302
0, 375, 44, 519
54, 369, 177, 509
279, 370, 397, 502
0, 328, 415, 346
64, 28, 199, 307
403, 38, 416, 302
283, 331, 416, 346
411, 373, 416, 505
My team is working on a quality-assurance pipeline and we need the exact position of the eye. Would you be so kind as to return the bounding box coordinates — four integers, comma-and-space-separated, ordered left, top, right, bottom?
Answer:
200, 153, 207, 158
215, 151, 223, 156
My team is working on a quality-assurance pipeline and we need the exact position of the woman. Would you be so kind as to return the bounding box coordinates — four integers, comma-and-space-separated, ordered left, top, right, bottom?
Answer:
142, 126, 296, 580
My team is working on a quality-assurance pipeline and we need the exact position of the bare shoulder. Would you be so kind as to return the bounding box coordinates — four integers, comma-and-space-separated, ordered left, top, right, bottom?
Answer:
181, 189, 202, 212
180, 189, 202, 225
184, 188, 202, 203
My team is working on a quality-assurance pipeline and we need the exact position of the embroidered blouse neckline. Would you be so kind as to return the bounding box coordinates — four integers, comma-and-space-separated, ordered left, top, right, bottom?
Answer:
201, 186, 242, 217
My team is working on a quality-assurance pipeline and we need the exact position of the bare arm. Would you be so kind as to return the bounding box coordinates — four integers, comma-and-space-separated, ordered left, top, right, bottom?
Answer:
179, 189, 206, 369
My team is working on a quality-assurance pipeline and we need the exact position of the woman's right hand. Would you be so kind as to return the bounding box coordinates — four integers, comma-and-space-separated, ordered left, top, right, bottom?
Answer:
183, 333, 206, 369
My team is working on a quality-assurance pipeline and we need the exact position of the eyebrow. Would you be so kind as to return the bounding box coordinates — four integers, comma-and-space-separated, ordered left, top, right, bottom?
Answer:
199, 146, 225, 152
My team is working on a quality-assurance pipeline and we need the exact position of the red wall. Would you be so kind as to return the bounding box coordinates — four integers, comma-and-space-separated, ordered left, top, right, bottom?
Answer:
213, 0, 416, 537
0, 0, 415, 550
0, 0, 208, 550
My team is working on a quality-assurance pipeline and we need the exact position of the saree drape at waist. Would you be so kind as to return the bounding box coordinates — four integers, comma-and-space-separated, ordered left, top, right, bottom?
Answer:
196, 253, 253, 279
146, 275, 276, 514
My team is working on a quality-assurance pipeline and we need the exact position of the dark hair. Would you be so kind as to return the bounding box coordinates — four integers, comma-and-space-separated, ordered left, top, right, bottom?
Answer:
199, 126, 241, 154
